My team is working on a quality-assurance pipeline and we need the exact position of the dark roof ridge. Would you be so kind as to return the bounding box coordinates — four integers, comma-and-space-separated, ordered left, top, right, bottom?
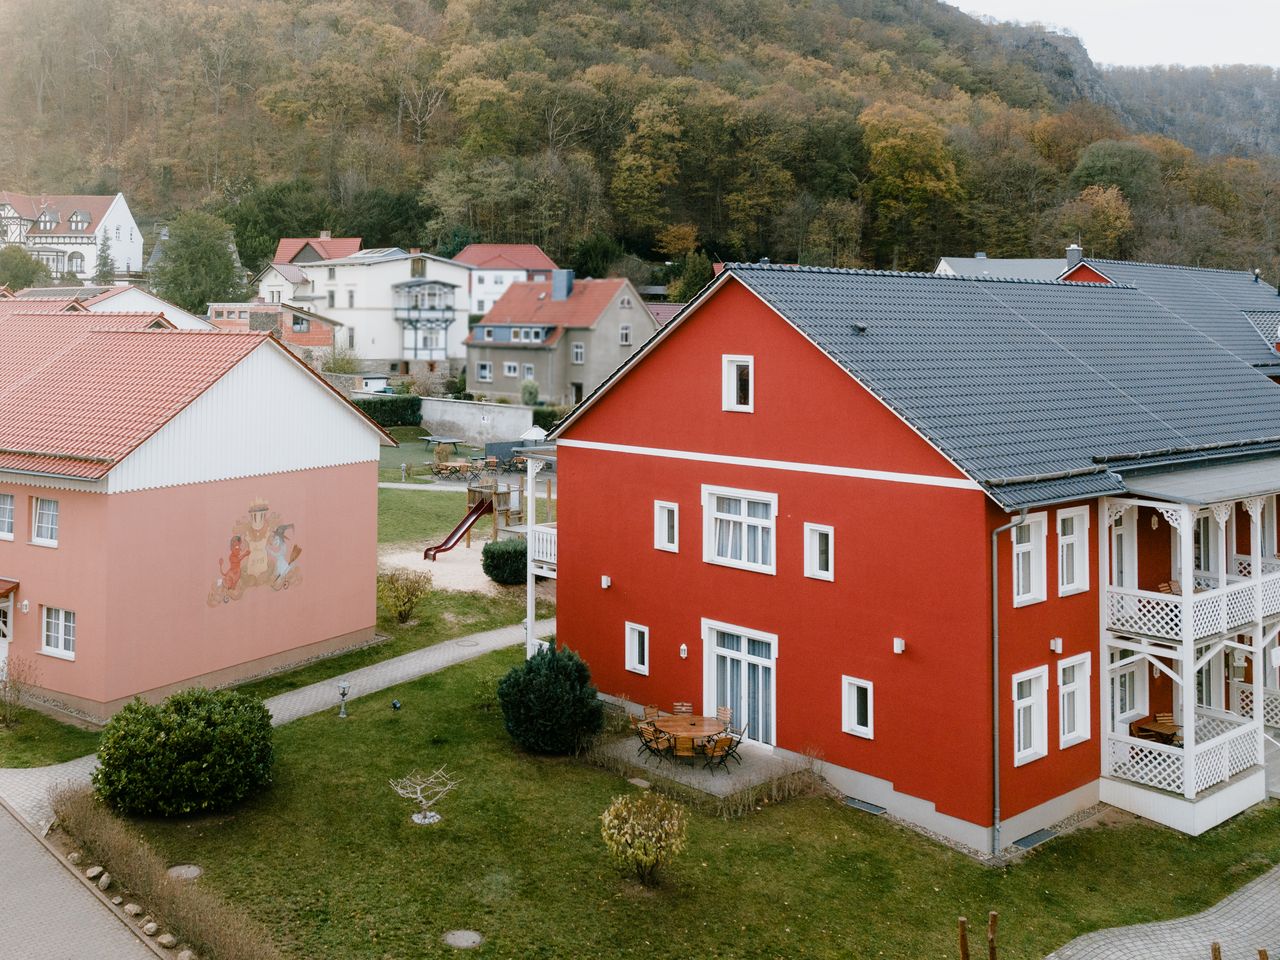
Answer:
725, 262, 1129, 288
1086, 257, 1270, 278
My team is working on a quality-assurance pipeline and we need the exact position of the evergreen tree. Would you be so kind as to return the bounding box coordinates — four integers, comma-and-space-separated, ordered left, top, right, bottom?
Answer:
669, 250, 713, 303
94, 235, 115, 284
151, 211, 244, 314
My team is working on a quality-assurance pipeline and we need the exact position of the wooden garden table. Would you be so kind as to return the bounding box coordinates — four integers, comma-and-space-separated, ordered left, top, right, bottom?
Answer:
651, 715, 727, 741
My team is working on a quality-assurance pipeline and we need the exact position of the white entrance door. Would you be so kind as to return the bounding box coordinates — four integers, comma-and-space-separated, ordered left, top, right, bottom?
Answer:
0, 596, 10, 681
704, 620, 776, 745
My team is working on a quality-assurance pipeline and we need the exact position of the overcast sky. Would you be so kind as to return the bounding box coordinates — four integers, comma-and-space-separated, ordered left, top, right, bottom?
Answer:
946, 0, 1280, 68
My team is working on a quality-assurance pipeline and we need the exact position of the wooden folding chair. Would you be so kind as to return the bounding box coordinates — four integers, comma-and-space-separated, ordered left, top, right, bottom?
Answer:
673, 736, 698, 764
716, 706, 733, 724
672, 701, 693, 715
642, 704, 661, 720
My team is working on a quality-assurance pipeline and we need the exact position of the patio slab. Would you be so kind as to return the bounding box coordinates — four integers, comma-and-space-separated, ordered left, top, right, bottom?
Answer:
593, 735, 801, 798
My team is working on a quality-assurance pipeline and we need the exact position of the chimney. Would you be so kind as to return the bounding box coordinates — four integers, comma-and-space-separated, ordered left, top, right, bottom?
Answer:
974, 251, 987, 259
1066, 243, 1083, 268
319, 230, 332, 240
409, 247, 421, 255
551, 269, 575, 301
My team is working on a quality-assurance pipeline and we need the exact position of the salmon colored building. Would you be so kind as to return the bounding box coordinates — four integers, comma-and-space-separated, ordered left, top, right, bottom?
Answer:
0, 311, 392, 722
546, 264, 1280, 854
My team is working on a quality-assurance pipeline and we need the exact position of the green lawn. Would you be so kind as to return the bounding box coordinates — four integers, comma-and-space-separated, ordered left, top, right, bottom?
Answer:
379, 487, 554, 547
0, 705, 100, 767
379, 426, 482, 483
138, 647, 1280, 960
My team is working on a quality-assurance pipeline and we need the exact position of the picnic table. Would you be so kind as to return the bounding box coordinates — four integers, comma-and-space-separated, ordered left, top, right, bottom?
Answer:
420, 435, 466, 452
651, 715, 727, 741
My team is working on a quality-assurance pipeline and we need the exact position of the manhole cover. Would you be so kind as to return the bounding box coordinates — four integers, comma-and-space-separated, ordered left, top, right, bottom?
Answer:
456, 639, 479, 647
166, 864, 203, 880
443, 929, 484, 949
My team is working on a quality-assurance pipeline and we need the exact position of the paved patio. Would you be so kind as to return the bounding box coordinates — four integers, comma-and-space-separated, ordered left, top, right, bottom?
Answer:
593, 733, 802, 798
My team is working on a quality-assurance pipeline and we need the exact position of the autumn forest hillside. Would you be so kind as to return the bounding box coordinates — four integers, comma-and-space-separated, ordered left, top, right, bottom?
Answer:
2, 0, 1279, 280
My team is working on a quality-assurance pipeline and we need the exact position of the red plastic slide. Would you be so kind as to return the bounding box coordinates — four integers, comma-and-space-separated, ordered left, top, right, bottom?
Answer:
423, 498, 494, 560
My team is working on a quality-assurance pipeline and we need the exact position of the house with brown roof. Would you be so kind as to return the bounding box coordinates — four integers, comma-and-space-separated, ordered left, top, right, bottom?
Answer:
465, 270, 654, 405
0, 310, 394, 722
453, 243, 558, 316
207, 299, 341, 362
273, 231, 363, 265
15, 284, 212, 329
0, 192, 143, 279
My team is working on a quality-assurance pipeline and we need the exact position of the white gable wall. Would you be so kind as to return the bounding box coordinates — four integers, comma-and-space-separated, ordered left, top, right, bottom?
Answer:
108, 341, 384, 493
96, 195, 144, 275
90, 288, 212, 329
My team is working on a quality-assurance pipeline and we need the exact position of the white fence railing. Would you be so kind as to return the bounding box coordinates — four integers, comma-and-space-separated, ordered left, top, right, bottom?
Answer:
1229, 680, 1280, 727
1107, 565, 1280, 643
1192, 724, 1259, 793
1107, 711, 1260, 797
1106, 735, 1183, 793
530, 524, 557, 566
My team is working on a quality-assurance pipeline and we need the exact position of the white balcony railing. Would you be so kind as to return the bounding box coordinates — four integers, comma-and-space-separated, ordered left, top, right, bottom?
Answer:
1229, 680, 1280, 728
530, 524, 557, 567
1106, 710, 1259, 797
1106, 561, 1280, 643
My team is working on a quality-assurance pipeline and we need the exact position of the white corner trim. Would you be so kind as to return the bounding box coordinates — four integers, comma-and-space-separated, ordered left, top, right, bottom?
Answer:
558, 438, 982, 491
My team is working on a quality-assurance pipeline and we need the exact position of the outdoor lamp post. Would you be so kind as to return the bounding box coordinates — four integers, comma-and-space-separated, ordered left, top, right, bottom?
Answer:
337, 679, 351, 718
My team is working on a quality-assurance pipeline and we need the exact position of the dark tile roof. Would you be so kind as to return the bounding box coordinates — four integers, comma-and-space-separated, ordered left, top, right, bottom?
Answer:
727, 264, 1280, 510
1083, 259, 1280, 370
937, 257, 1067, 281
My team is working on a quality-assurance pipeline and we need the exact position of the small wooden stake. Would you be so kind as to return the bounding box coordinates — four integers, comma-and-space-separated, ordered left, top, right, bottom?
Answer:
1211, 944, 1222, 960
958, 917, 970, 960
986, 911, 998, 960
1258, 949, 1269, 960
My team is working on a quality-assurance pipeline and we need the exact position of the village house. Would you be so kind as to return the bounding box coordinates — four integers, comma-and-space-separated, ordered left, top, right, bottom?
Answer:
0, 309, 393, 723
452, 243, 558, 315
542, 262, 1280, 854
207, 299, 340, 362
258, 247, 473, 368
466, 270, 654, 405
13, 284, 212, 329
272, 231, 362, 265
0, 192, 143, 279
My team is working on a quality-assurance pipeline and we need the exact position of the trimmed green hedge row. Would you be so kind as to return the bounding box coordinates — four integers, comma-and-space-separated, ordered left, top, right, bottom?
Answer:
353, 394, 422, 427
532, 405, 572, 432
482, 538, 526, 585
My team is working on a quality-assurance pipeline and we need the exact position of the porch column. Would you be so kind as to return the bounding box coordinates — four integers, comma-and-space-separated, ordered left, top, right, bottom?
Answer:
524, 456, 545, 659
1178, 504, 1197, 799
1099, 500, 1114, 762
1247, 497, 1267, 763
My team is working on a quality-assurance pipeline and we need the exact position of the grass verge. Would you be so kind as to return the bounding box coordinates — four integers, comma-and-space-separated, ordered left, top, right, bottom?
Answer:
0, 705, 100, 767
136, 647, 1280, 960
53, 785, 285, 960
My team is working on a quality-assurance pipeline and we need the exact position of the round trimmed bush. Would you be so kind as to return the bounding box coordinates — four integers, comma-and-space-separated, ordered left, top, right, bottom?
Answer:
498, 643, 604, 754
601, 792, 688, 885
93, 688, 274, 816
482, 537, 526, 585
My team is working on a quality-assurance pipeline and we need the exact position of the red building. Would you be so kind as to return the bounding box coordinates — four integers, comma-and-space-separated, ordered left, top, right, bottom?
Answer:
544, 263, 1280, 853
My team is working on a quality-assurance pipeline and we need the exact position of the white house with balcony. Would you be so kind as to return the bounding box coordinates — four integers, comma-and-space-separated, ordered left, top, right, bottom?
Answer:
0, 192, 143, 279
274, 248, 472, 366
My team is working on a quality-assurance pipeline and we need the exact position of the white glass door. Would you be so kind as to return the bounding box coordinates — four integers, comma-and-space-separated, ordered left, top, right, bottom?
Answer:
0, 597, 10, 681
708, 622, 775, 745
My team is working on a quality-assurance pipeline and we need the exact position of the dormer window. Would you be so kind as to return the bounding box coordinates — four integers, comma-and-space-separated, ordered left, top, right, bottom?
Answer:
531, 328, 542, 342
36, 213, 55, 231
69, 211, 89, 232
620, 296, 634, 309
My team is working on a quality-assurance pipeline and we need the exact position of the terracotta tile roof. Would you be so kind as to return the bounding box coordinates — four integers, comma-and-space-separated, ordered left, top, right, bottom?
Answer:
646, 302, 685, 326
482, 278, 626, 330
453, 244, 558, 272
0, 192, 115, 234
0, 297, 86, 314
0, 310, 173, 388
273, 237, 362, 264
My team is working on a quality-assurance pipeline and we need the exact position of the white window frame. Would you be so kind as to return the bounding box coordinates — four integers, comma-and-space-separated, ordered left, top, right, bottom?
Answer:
1012, 665, 1048, 766
1058, 653, 1091, 749
803, 523, 834, 581
483, 328, 493, 341
701, 618, 778, 746
702, 485, 777, 575
1011, 512, 1047, 607
476, 361, 493, 383
1110, 650, 1149, 733
654, 501, 679, 552
841, 676, 873, 739
625, 622, 649, 675
503, 361, 519, 378
32, 497, 59, 547
1057, 506, 1090, 596
41, 606, 75, 660
619, 324, 632, 346
571, 341, 585, 364
532, 328, 543, 342
722, 355, 754, 413
523, 363, 535, 380
0, 492, 12, 540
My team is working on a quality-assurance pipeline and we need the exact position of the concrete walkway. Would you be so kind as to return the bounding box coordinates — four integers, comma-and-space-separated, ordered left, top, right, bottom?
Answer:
0, 801, 155, 960
1046, 862, 1280, 960
0, 617, 554, 828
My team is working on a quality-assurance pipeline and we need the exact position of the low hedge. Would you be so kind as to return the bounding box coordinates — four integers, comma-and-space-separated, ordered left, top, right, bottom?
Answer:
93, 688, 274, 817
353, 394, 421, 427
482, 538, 526, 585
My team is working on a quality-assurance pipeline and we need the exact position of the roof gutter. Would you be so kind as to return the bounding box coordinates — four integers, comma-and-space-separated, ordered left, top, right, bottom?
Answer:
1093, 434, 1280, 465
990, 508, 1027, 861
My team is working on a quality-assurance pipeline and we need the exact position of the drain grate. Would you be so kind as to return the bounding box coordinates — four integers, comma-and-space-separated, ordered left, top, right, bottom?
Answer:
1011, 827, 1057, 851
843, 796, 887, 815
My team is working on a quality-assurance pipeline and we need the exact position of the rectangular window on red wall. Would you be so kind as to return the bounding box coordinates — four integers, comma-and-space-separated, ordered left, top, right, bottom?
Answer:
625, 622, 649, 675
1012, 666, 1048, 765
1058, 654, 1091, 748
653, 501, 679, 552
1057, 507, 1090, 596
1012, 513, 1047, 606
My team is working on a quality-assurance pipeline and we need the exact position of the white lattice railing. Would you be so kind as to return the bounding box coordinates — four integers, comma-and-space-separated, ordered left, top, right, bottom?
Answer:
1192, 724, 1259, 793
1108, 566, 1280, 643
530, 524, 557, 566
1106, 588, 1183, 641
1107, 736, 1184, 793
1230, 681, 1280, 727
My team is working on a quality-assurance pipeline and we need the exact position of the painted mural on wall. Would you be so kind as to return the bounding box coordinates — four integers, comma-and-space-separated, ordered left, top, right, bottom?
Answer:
208, 499, 302, 605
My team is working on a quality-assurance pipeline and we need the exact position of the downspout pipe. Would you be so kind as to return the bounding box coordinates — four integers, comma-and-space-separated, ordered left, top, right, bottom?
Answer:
990, 508, 1027, 859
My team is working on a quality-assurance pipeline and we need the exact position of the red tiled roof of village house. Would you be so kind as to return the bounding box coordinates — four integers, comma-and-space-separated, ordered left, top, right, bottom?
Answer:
0, 192, 116, 234
0, 297, 87, 314
0, 310, 174, 393
453, 244, 558, 272
273, 237, 362, 264
646, 302, 685, 326
480, 278, 627, 331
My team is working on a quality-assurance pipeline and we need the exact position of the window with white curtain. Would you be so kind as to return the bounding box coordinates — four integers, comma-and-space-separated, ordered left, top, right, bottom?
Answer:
1057, 507, 1089, 596
703, 486, 776, 574
33, 498, 59, 546
1012, 666, 1048, 765
1012, 513, 1047, 606
0, 493, 12, 539
42, 607, 75, 659
1058, 654, 1091, 748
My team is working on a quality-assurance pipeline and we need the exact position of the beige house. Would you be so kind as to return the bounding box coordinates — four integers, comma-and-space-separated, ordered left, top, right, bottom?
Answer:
465, 271, 655, 405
